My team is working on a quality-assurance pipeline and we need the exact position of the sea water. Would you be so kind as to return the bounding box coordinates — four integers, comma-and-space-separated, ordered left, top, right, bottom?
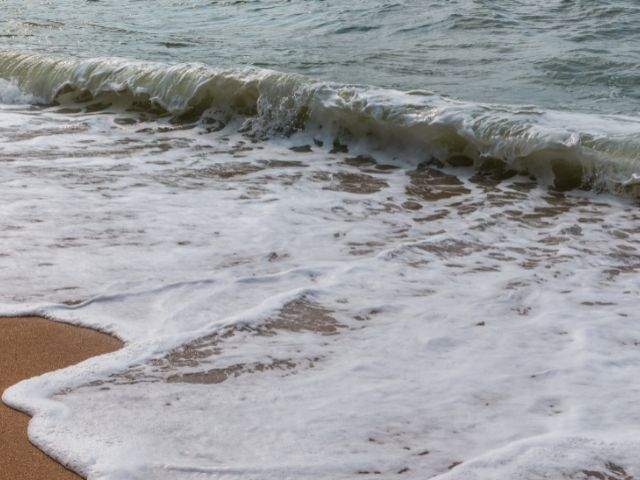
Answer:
1, 2, 640, 479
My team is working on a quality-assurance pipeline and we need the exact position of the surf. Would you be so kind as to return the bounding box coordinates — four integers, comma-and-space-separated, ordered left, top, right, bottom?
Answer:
1, 49, 640, 197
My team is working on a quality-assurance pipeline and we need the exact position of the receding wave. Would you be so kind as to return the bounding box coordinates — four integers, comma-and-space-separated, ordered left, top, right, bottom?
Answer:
1, 50, 640, 196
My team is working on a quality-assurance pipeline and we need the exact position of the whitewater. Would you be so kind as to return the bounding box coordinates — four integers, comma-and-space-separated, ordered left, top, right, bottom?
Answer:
1, 1, 640, 479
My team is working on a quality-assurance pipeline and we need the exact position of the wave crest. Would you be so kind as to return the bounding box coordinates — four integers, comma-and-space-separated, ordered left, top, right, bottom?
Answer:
1, 50, 640, 196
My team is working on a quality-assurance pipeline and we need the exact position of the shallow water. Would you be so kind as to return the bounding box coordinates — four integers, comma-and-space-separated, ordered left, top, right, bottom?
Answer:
1, 102, 639, 480
1, 2, 640, 480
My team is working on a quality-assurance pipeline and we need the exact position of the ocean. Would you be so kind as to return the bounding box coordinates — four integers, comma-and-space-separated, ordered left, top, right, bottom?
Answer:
1, 1, 639, 479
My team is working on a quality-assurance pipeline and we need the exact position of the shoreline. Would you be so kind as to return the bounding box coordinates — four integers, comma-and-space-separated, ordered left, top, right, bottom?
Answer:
0, 316, 122, 480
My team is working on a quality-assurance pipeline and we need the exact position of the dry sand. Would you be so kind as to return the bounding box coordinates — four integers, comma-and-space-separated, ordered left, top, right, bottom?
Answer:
0, 316, 122, 480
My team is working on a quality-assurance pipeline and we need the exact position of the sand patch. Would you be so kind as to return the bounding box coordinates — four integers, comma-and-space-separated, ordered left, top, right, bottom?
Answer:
0, 316, 121, 480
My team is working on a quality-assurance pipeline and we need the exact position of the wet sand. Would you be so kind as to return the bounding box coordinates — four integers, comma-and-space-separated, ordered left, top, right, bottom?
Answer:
0, 317, 122, 480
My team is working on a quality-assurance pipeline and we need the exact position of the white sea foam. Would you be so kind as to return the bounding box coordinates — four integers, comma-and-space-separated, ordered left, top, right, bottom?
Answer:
0, 77, 35, 104
0, 98, 639, 480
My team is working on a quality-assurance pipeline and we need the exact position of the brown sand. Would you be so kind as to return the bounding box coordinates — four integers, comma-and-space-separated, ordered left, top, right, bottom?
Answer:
0, 317, 122, 480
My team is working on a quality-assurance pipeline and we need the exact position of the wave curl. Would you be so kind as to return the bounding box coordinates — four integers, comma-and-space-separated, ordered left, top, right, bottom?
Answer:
1, 50, 640, 196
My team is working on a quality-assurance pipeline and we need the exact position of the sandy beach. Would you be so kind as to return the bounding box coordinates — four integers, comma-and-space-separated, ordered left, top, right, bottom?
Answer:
0, 317, 121, 480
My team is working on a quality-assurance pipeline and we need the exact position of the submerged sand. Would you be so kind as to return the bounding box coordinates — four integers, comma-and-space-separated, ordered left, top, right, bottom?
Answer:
0, 317, 122, 480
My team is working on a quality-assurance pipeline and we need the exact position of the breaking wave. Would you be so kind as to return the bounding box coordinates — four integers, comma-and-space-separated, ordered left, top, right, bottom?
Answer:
1, 50, 640, 196
0, 77, 36, 104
